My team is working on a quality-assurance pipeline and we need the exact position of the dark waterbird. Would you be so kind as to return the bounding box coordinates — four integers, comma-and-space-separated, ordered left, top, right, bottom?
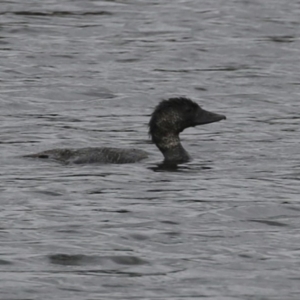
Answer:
25, 97, 226, 164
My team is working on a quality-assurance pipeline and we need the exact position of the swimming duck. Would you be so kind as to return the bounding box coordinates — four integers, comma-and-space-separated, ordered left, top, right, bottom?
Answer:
25, 97, 226, 164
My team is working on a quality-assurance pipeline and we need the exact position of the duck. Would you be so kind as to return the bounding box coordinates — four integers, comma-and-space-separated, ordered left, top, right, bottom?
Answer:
25, 97, 226, 164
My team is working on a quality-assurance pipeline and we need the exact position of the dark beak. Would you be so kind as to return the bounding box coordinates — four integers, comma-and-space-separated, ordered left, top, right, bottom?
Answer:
195, 108, 226, 125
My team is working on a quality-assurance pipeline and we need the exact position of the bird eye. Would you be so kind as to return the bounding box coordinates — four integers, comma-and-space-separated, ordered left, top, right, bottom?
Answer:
185, 107, 193, 113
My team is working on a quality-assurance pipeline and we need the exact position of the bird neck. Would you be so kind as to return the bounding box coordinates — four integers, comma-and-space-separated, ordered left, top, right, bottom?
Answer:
154, 134, 190, 163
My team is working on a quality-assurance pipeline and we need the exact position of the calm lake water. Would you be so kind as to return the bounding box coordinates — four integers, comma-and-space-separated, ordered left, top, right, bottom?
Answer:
1, 0, 300, 299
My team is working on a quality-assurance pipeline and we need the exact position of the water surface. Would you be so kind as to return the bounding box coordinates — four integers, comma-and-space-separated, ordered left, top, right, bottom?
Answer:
1, 0, 300, 299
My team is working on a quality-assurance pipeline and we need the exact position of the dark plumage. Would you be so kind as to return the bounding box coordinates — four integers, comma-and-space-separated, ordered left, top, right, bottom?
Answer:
148, 97, 226, 163
25, 97, 226, 164
149, 97, 199, 139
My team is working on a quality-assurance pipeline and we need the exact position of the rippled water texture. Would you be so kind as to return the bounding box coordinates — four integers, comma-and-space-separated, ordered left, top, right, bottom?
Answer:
1, 0, 300, 299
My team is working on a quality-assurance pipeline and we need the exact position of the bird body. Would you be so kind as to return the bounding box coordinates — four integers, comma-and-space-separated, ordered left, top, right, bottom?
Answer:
25, 97, 226, 164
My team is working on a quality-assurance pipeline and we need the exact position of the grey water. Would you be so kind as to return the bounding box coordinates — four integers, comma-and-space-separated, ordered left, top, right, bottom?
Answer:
1, 0, 300, 299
